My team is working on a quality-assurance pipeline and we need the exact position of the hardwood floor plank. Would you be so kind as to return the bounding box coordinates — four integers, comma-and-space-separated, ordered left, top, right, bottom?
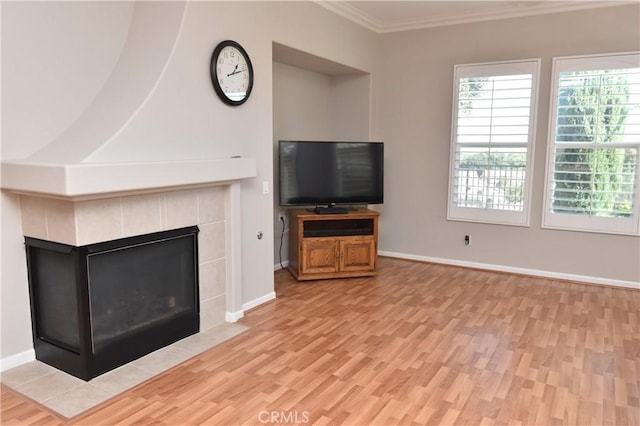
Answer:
0, 386, 64, 425
2, 257, 639, 425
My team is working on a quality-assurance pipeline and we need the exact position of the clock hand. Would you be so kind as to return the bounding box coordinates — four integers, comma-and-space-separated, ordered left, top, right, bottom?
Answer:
228, 68, 247, 77
226, 64, 239, 77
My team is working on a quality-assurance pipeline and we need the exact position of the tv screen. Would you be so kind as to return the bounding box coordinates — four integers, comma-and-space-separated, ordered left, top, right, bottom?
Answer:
279, 140, 384, 207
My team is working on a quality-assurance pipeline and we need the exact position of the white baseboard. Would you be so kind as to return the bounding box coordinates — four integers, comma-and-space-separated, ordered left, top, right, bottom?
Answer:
226, 291, 278, 323
0, 349, 35, 372
225, 310, 244, 323
274, 260, 289, 271
379, 250, 640, 290
242, 291, 276, 312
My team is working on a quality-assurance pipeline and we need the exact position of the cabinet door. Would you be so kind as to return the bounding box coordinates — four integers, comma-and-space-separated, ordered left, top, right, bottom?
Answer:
301, 239, 339, 275
340, 238, 376, 272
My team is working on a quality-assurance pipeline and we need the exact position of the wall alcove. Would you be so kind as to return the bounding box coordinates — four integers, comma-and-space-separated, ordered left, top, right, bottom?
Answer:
271, 42, 373, 267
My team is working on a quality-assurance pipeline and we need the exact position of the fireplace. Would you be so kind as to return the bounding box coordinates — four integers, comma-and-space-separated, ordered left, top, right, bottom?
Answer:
5, 182, 251, 376
25, 226, 200, 381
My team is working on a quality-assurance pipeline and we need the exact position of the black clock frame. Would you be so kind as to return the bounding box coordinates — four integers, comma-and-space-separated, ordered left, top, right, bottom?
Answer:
210, 40, 254, 106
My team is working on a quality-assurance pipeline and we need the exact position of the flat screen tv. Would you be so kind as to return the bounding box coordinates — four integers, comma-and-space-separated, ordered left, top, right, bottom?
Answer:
279, 140, 384, 211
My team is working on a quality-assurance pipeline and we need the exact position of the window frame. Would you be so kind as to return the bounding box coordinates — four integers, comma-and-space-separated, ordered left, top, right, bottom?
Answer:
447, 58, 541, 227
542, 52, 640, 236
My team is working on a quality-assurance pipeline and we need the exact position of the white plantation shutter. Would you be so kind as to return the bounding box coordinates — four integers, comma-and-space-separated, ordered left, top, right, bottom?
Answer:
543, 53, 640, 235
448, 59, 540, 226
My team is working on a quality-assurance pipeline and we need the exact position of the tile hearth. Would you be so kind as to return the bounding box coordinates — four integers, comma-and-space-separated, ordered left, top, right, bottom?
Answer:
1, 323, 247, 419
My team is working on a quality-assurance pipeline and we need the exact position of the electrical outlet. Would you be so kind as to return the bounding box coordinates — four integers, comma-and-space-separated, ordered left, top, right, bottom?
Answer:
464, 235, 470, 246
279, 211, 285, 222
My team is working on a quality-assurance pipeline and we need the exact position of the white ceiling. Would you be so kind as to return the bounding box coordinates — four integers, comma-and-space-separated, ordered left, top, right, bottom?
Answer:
317, 1, 632, 33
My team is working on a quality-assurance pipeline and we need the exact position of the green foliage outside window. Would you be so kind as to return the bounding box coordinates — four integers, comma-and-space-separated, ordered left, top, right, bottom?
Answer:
553, 71, 635, 218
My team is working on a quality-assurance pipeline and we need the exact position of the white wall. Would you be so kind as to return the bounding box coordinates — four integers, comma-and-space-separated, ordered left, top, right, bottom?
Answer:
1, 1, 133, 160
273, 62, 334, 143
1, 1, 376, 361
374, 4, 640, 284
328, 73, 372, 141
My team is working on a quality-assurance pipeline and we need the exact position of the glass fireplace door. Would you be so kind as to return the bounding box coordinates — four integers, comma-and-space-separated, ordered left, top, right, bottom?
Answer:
87, 235, 197, 354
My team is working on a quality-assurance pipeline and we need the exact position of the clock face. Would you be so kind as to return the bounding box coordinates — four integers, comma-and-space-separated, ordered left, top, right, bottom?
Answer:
210, 41, 254, 106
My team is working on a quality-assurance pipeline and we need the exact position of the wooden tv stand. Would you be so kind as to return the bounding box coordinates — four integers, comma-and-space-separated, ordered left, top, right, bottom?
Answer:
287, 208, 379, 281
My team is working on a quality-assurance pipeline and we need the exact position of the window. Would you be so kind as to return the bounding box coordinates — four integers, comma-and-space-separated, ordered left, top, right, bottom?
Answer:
543, 52, 640, 235
448, 59, 540, 226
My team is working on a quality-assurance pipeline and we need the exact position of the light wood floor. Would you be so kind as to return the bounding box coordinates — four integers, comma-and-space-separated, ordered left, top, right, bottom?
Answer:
2, 257, 639, 425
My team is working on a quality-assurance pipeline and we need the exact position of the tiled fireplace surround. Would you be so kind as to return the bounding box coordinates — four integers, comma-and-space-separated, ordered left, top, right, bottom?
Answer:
19, 184, 240, 332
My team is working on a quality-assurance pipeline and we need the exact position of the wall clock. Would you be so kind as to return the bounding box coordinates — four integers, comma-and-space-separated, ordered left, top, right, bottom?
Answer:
210, 40, 254, 106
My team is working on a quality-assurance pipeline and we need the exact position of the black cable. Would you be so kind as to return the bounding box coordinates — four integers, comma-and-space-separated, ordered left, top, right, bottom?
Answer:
278, 214, 298, 280
279, 216, 285, 270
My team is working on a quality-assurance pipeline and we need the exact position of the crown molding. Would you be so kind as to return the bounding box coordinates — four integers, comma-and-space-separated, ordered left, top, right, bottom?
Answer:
315, 1, 635, 34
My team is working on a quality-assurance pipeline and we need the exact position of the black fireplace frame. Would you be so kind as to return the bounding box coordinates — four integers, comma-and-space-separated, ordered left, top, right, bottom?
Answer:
25, 226, 200, 381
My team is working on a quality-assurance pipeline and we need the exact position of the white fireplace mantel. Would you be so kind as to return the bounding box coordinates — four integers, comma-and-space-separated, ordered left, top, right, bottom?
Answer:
1, 157, 256, 199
